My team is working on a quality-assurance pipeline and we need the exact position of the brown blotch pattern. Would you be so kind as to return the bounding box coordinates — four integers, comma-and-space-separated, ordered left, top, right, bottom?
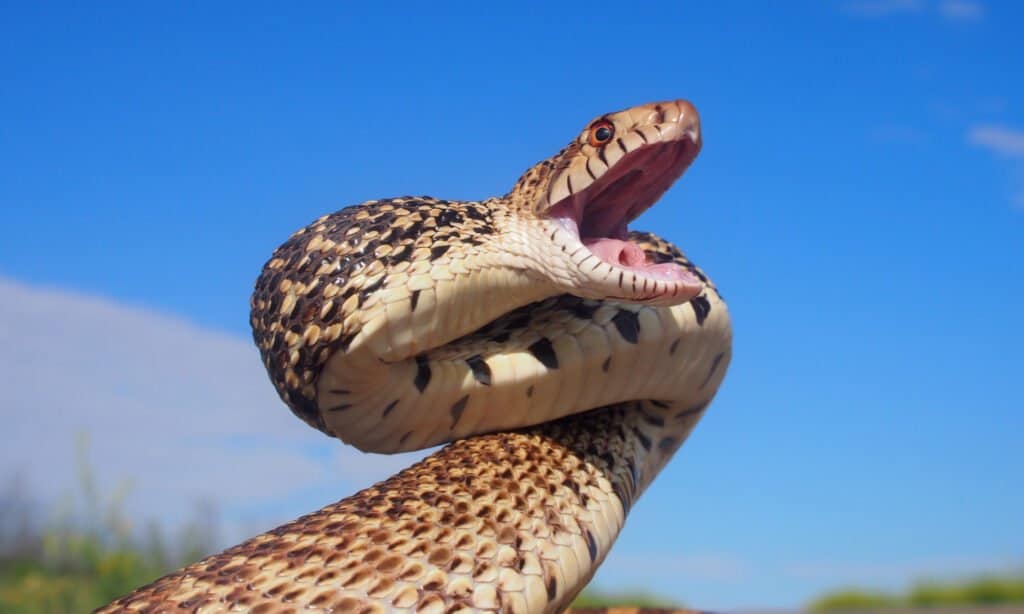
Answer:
249, 197, 497, 434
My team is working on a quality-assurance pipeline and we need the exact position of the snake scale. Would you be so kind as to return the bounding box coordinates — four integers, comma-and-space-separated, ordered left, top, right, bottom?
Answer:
99, 100, 732, 613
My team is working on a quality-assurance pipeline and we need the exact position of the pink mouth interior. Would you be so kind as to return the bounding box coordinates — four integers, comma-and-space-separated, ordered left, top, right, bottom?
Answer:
551, 137, 700, 283
584, 237, 694, 282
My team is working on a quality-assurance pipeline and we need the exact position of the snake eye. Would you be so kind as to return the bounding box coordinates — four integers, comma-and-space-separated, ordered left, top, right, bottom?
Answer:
588, 120, 614, 147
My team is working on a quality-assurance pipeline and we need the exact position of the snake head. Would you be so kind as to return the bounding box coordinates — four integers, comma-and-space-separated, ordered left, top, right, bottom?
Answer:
509, 100, 704, 306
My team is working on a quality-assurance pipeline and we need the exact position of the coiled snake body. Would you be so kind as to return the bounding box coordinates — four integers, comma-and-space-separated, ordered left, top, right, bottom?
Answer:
101, 100, 732, 613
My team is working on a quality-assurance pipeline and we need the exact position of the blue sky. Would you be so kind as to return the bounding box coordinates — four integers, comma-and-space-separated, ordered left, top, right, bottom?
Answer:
2, 1, 1022, 610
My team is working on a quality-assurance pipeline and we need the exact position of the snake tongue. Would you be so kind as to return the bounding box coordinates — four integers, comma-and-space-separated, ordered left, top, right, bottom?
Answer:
585, 237, 647, 267
584, 237, 699, 282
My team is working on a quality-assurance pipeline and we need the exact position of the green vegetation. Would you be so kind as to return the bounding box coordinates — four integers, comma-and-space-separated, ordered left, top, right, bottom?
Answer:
2, 435, 678, 612
571, 587, 677, 608
810, 589, 901, 611
907, 574, 1024, 607
810, 573, 1024, 612
0, 436, 216, 613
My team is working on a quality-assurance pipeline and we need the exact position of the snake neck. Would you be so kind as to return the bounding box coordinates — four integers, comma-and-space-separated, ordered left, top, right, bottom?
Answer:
251, 196, 730, 454
251, 196, 564, 447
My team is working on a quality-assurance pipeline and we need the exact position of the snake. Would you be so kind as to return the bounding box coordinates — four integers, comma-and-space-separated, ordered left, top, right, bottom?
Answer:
99, 100, 732, 613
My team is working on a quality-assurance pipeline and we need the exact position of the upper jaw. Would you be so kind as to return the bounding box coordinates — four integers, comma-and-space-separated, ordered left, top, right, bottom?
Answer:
543, 100, 701, 218
554, 132, 701, 241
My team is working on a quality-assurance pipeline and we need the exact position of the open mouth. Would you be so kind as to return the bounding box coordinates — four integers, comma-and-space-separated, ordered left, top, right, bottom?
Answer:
547, 132, 701, 287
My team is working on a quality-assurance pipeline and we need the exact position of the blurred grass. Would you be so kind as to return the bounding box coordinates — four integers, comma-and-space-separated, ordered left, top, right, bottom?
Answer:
0, 435, 216, 613
0, 433, 681, 612
571, 587, 678, 608
810, 573, 1024, 612
810, 589, 901, 611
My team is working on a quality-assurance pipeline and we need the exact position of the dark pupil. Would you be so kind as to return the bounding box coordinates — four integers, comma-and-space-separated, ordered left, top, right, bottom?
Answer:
595, 126, 612, 142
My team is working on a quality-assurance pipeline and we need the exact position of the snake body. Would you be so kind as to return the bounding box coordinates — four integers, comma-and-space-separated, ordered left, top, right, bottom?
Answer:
100, 100, 732, 613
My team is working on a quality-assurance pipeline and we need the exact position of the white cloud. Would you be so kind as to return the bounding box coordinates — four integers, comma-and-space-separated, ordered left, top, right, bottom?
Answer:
968, 124, 1024, 158
841, 0, 924, 16
0, 277, 424, 541
968, 125, 1024, 210
938, 0, 985, 20
869, 124, 926, 145
841, 0, 984, 21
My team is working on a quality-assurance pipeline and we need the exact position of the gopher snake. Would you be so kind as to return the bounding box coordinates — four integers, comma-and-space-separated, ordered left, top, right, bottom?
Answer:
100, 100, 732, 613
